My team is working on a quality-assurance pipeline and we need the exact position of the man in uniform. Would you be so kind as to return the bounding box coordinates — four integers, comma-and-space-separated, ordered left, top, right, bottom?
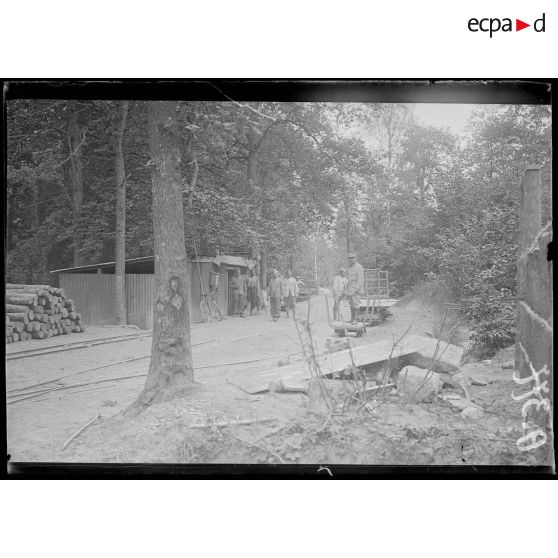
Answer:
246, 267, 260, 315
230, 269, 246, 317
346, 252, 364, 323
283, 269, 299, 318
267, 269, 283, 322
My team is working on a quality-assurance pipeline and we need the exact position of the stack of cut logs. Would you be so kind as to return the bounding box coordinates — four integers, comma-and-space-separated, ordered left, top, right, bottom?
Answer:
6, 283, 84, 343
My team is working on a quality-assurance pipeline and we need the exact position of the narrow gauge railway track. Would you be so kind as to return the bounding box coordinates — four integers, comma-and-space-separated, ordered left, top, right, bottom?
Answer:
6, 331, 153, 361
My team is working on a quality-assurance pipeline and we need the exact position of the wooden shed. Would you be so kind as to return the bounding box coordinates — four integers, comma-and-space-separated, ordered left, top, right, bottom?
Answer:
50, 254, 255, 329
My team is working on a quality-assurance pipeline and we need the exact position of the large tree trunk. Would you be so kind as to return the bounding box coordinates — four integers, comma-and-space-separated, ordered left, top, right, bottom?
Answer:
66, 101, 84, 267
113, 101, 129, 325
138, 101, 194, 404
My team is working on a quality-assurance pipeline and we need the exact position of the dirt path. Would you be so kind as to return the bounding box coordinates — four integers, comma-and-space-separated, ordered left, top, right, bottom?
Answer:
7, 296, 539, 465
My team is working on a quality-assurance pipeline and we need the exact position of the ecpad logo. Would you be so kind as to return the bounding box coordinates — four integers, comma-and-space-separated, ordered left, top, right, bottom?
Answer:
468, 13, 546, 37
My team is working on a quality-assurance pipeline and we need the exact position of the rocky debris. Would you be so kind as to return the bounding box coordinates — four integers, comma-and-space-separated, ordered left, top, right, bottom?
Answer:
471, 375, 491, 386
403, 335, 464, 373
397, 365, 442, 402
441, 392, 461, 400
501, 361, 515, 369
440, 393, 482, 412
462, 406, 485, 420
439, 371, 472, 400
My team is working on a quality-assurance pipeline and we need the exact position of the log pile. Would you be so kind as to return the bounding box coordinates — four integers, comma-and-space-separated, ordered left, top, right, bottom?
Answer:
6, 283, 84, 343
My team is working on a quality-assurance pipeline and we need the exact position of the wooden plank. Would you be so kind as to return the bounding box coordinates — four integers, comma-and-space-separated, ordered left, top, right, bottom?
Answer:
233, 335, 464, 394
234, 336, 429, 394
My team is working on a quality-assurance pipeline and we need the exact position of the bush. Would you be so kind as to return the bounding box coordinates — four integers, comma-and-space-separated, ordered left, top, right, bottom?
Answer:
465, 288, 516, 357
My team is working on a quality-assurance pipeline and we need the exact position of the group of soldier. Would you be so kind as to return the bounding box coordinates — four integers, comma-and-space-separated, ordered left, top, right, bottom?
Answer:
228, 251, 364, 324
229, 267, 304, 321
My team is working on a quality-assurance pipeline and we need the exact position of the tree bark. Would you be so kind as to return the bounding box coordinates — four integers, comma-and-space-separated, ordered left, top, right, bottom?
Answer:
139, 102, 194, 403
113, 101, 129, 325
66, 101, 85, 267
343, 196, 353, 253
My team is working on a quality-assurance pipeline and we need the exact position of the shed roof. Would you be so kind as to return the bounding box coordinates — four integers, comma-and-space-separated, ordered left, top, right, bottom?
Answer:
50, 254, 255, 274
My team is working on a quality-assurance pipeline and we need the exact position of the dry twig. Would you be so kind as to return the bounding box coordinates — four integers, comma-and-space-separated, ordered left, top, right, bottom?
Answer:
61, 414, 101, 451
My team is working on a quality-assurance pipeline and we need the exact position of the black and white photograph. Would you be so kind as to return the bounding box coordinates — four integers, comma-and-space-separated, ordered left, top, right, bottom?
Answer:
4, 81, 553, 471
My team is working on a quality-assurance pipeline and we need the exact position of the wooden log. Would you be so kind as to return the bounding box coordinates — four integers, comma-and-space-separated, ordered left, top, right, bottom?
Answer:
6, 336, 12, 344
58, 326, 64, 335
25, 322, 33, 333
38, 314, 49, 323
60, 308, 69, 318
47, 329, 54, 337
12, 332, 20, 342
31, 305, 44, 314
40, 323, 50, 332
67, 311, 77, 320
72, 325, 81, 333
28, 321, 41, 332
45, 309, 54, 316
7, 312, 29, 324
62, 319, 71, 326
6, 292, 37, 306
20, 331, 28, 341
28, 310, 35, 321
53, 314, 61, 324
6, 304, 30, 314
12, 321, 25, 333
6, 283, 53, 292
38, 297, 46, 306
48, 316, 56, 325
32, 331, 46, 340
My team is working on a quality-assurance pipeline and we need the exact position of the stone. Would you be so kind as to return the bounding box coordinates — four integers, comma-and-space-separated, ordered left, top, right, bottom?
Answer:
471, 375, 490, 386
501, 361, 514, 369
444, 396, 481, 411
396, 365, 442, 402
462, 406, 484, 420
440, 392, 461, 400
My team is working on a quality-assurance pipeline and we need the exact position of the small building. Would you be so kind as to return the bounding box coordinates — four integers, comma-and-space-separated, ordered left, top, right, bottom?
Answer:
50, 254, 255, 328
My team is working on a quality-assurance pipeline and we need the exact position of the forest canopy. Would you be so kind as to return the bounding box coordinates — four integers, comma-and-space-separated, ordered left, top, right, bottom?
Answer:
6, 100, 552, 353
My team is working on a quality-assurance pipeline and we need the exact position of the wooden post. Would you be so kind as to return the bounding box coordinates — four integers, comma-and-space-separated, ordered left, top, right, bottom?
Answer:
515, 165, 542, 373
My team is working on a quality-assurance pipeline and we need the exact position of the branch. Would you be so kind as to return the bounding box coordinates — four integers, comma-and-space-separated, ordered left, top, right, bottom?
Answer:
53, 130, 86, 170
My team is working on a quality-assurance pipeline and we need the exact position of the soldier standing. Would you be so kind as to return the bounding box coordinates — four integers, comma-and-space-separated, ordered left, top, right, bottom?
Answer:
267, 269, 283, 322
346, 252, 364, 323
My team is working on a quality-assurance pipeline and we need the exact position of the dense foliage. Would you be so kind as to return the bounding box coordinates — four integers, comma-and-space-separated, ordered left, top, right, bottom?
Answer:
6, 100, 551, 354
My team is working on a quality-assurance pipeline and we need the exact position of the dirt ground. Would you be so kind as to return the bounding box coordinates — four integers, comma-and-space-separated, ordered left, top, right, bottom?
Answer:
6, 295, 551, 466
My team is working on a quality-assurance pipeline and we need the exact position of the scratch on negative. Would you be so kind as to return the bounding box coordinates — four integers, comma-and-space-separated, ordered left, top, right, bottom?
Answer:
317, 465, 333, 477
